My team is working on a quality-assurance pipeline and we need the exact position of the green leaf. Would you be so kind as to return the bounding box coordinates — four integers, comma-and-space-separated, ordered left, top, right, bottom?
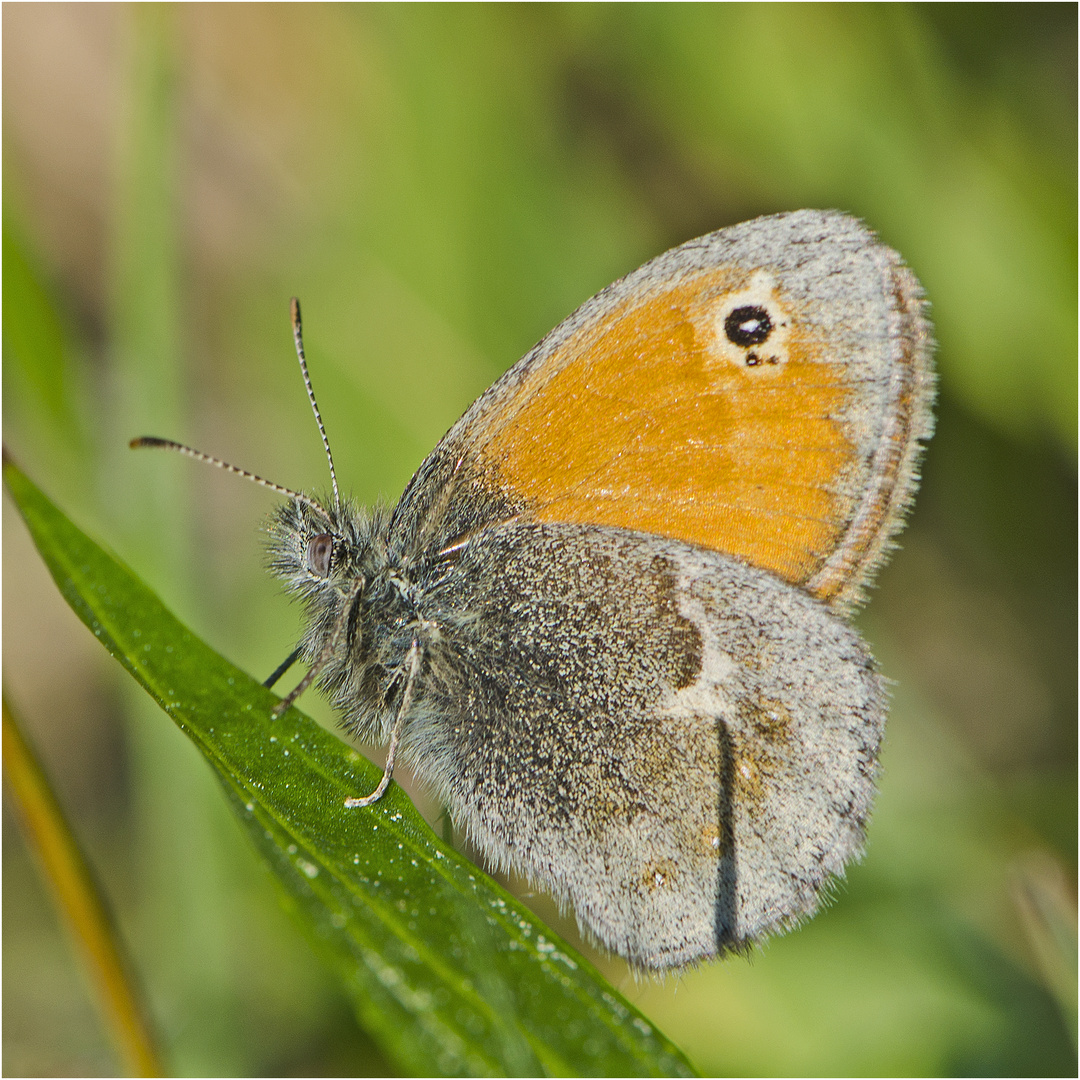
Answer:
4, 456, 696, 1079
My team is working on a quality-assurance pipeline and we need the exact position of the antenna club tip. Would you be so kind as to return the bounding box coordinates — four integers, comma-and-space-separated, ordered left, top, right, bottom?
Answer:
130, 436, 161, 450
290, 296, 301, 323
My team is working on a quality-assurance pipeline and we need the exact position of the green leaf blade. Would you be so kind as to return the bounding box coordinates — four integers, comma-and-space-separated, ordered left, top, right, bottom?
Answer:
4, 457, 696, 1078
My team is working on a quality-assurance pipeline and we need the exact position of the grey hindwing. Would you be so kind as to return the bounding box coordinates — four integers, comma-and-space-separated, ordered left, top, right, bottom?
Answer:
404, 520, 886, 969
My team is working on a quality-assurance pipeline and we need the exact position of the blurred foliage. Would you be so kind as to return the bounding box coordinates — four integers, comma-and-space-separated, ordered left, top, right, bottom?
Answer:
3, 4, 1075, 1076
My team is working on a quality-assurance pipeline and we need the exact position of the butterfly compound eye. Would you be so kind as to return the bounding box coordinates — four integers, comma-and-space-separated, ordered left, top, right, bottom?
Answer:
307, 533, 334, 577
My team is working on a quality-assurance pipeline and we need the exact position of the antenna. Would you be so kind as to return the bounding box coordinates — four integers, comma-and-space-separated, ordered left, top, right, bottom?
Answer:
290, 298, 340, 514
129, 437, 328, 517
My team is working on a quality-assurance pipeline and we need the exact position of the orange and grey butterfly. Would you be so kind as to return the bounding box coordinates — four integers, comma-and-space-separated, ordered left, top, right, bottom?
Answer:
163, 210, 936, 969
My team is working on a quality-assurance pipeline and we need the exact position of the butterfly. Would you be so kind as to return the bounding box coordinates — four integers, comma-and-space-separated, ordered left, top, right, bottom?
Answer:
135, 210, 934, 970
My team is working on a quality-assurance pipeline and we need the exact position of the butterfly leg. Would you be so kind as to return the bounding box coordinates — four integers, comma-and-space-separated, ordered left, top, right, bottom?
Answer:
272, 577, 366, 718
344, 637, 421, 809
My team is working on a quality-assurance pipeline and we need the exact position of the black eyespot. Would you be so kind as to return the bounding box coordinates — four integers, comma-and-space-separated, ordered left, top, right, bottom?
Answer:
724, 305, 773, 348
307, 533, 333, 577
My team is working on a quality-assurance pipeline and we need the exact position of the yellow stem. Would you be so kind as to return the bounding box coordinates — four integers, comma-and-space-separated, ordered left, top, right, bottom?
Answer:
2, 695, 165, 1077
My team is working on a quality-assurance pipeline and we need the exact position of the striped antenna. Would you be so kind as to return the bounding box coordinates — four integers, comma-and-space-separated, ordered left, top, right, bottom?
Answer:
290, 298, 340, 514
129, 437, 328, 517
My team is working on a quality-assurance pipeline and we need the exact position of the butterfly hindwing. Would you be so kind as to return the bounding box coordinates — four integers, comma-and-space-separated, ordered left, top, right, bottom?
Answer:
405, 520, 885, 967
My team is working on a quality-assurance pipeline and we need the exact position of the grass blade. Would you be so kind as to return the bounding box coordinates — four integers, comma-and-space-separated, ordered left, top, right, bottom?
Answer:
2, 696, 164, 1077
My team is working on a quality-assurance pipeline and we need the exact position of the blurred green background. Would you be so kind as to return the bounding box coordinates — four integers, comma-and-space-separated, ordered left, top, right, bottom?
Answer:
3, 4, 1075, 1076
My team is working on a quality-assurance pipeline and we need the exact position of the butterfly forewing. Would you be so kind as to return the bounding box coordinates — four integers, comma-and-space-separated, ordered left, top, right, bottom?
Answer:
392, 210, 934, 611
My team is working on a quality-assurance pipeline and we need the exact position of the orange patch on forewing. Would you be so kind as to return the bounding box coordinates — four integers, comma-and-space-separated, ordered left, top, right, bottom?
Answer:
479, 269, 859, 586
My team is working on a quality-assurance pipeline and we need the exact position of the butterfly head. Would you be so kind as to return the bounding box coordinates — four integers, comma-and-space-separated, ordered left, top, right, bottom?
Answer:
267, 494, 390, 597
266, 494, 408, 739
